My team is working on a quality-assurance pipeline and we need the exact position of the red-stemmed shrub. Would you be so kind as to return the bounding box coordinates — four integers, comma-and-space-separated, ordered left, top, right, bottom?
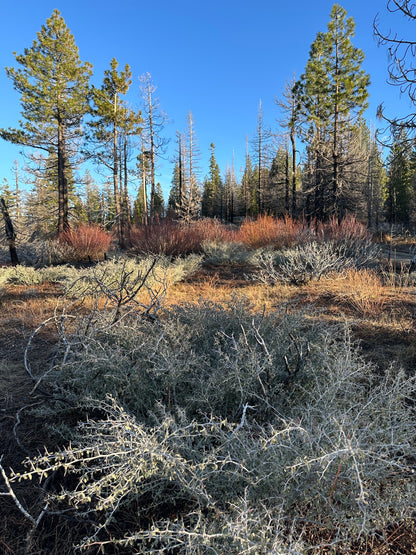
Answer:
129, 219, 234, 256
59, 224, 114, 261
235, 215, 303, 249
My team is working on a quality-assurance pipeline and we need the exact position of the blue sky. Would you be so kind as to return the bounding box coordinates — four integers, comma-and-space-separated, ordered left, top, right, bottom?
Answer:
0, 0, 414, 200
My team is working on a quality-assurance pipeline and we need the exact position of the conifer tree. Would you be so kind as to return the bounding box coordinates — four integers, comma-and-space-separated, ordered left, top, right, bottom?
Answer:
201, 143, 222, 218
88, 58, 141, 245
251, 100, 272, 213
168, 162, 181, 217
385, 128, 412, 224
0, 10, 92, 235
240, 150, 256, 217
297, 4, 370, 219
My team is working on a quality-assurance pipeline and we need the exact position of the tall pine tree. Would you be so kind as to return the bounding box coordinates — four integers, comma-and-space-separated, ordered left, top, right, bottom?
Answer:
0, 10, 92, 234
297, 4, 370, 219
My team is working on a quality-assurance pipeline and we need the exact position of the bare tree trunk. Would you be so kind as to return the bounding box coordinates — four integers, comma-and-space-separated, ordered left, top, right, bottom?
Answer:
290, 126, 296, 215
57, 122, 69, 235
112, 104, 123, 247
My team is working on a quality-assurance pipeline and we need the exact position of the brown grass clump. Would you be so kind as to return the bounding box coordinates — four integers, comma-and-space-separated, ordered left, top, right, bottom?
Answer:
334, 268, 386, 318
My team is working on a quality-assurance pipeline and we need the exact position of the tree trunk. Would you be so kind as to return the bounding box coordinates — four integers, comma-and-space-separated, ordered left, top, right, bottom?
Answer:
0, 198, 19, 265
113, 105, 123, 247
57, 122, 69, 235
290, 126, 296, 215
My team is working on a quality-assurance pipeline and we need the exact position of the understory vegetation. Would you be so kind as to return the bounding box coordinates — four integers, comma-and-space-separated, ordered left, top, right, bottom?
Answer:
0, 216, 415, 554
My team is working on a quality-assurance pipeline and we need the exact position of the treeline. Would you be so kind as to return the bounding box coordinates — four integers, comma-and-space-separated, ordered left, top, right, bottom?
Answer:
1, 4, 416, 246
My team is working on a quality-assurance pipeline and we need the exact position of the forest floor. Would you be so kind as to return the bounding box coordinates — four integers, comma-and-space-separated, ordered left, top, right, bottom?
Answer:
0, 244, 416, 553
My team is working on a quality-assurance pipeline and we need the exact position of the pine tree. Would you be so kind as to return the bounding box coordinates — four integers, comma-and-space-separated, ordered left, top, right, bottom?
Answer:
0, 10, 92, 235
201, 143, 222, 218
251, 100, 272, 213
88, 58, 141, 246
168, 162, 181, 218
153, 182, 165, 217
267, 146, 289, 216
297, 4, 370, 219
240, 149, 256, 217
385, 128, 412, 224
133, 181, 148, 224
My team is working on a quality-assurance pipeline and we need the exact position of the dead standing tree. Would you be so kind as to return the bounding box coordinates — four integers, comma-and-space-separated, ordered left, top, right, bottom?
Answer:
0, 197, 19, 265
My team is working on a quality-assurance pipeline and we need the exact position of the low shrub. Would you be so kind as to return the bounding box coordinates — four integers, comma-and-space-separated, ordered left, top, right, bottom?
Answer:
59, 224, 114, 261
129, 218, 233, 256
202, 240, 253, 265
235, 215, 303, 249
3, 265, 43, 286
13, 298, 416, 552
252, 240, 352, 285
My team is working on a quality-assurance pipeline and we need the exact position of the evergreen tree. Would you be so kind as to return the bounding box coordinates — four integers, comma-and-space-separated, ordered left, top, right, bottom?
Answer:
167, 162, 181, 217
267, 146, 289, 216
0, 10, 92, 234
385, 128, 412, 224
201, 143, 222, 218
251, 100, 272, 213
240, 150, 256, 217
133, 181, 148, 224
153, 182, 165, 217
83, 170, 102, 224
0, 179, 16, 219
297, 4, 370, 219
88, 58, 141, 245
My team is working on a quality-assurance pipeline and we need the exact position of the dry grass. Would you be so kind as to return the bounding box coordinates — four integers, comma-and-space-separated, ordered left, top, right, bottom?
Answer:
334, 268, 387, 318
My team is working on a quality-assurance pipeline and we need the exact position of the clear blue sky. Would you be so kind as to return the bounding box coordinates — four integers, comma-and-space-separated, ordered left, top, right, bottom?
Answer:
0, 0, 414, 200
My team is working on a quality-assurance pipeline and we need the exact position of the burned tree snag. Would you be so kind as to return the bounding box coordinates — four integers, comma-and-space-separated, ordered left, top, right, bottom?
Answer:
0, 197, 19, 266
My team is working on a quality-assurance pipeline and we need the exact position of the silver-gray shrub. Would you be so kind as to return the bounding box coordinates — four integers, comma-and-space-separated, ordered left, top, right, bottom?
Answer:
16, 296, 415, 552
252, 237, 380, 285
202, 240, 253, 265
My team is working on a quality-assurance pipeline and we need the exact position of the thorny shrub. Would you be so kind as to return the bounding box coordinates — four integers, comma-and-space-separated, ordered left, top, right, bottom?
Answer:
252, 241, 352, 285
9, 295, 416, 553
202, 240, 254, 265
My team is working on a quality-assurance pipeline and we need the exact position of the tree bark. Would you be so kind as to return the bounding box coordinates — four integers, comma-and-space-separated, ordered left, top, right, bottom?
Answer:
57, 122, 69, 235
0, 197, 19, 265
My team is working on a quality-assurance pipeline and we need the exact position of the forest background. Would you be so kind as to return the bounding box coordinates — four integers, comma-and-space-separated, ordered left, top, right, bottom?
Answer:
1, 0, 416, 246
